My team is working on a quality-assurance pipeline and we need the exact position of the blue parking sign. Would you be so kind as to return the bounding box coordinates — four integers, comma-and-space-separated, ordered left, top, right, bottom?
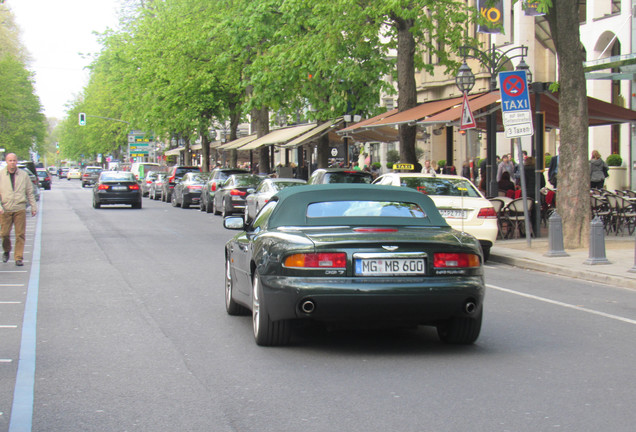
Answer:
498, 71, 530, 112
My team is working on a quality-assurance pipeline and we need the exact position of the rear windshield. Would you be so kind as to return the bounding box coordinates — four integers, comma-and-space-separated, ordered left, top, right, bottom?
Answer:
400, 177, 481, 197
101, 172, 136, 182
175, 167, 199, 176
86, 168, 102, 173
307, 200, 426, 218
37, 171, 48, 177
324, 172, 372, 184
234, 175, 262, 187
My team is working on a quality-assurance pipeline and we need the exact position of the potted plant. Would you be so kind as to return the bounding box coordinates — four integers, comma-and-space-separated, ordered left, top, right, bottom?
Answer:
604, 153, 626, 191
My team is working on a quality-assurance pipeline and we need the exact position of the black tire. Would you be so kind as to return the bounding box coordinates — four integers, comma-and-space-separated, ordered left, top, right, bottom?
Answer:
482, 246, 490, 262
437, 310, 482, 345
205, 197, 213, 213
92, 197, 101, 209
244, 207, 251, 225
225, 257, 249, 316
212, 198, 220, 215
171, 194, 180, 207
252, 272, 292, 346
182, 198, 189, 209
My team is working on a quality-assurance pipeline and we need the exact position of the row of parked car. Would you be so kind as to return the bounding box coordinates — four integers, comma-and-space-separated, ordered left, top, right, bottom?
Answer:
140, 166, 498, 259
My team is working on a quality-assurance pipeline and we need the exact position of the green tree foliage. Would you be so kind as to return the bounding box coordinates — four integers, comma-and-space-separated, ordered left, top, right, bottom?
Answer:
0, 7, 46, 158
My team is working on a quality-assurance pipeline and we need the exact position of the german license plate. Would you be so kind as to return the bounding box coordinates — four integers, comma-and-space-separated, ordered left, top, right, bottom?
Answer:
439, 209, 467, 219
112, 186, 128, 191
355, 258, 425, 276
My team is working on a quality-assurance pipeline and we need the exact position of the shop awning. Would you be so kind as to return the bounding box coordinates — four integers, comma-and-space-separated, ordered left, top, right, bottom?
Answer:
365, 95, 467, 128
164, 147, 184, 156
239, 124, 317, 150
417, 92, 501, 126
217, 134, 258, 150
282, 118, 343, 148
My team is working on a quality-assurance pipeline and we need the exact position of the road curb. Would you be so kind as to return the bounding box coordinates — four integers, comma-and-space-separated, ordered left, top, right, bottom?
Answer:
489, 253, 636, 290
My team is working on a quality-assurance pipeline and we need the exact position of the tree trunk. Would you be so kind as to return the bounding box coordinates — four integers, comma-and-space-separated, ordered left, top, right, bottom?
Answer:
201, 133, 210, 171
393, 14, 418, 165
229, 100, 241, 168
547, 0, 590, 248
251, 106, 270, 173
183, 135, 191, 166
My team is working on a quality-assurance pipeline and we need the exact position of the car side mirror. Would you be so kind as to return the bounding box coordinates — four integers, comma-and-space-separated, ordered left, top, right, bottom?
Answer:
223, 216, 245, 231
247, 188, 256, 194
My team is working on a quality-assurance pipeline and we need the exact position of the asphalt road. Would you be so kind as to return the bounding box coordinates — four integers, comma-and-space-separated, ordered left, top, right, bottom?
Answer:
1, 176, 636, 432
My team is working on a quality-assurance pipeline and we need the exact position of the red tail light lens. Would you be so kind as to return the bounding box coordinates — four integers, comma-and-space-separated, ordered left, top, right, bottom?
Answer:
210, 183, 217, 192
477, 207, 497, 218
98, 184, 110, 190
187, 185, 203, 191
230, 189, 246, 196
284, 253, 347, 268
434, 253, 480, 268
128, 184, 140, 191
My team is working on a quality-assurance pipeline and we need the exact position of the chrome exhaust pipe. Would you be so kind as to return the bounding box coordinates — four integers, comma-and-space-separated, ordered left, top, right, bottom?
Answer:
301, 300, 315, 314
465, 301, 476, 315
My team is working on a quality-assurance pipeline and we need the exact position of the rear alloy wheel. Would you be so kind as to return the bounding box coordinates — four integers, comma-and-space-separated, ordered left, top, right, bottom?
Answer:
171, 194, 180, 207
437, 310, 482, 345
252, 272, 291, 346
225, 257, 249, 316
212, 198, 220, 215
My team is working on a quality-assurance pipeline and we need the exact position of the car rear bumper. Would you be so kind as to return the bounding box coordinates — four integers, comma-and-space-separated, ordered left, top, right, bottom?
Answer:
95, 191, 141, 204
447, 219, 498, 246
259, 274, 485, 324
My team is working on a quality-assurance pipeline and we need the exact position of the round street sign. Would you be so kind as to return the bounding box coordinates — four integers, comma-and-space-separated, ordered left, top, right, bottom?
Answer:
502, 75, 526, 97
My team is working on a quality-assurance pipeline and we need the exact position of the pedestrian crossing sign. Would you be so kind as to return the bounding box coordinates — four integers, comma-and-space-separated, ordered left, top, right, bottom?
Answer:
460, 92, 476, 130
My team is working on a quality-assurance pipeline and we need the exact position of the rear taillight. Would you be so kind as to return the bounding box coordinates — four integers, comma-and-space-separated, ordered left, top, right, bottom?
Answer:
146, 180, 152, 184
434, 253, 480, 268
284, 253, 347, 269
230, 189, 246, 196
98, 184, 110, 190
128, 184, 140, 191
477, 207, 497, 218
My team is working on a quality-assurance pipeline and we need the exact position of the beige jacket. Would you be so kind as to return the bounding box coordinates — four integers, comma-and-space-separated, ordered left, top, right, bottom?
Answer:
0, 167, 38, 213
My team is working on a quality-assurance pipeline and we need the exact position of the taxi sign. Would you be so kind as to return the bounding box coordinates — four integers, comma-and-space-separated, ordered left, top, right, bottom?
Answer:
498, 70, 533, 138
393, 163, 414, 170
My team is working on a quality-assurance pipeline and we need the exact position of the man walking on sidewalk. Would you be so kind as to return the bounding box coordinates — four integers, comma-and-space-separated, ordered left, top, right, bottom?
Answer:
0, 153, 38, 266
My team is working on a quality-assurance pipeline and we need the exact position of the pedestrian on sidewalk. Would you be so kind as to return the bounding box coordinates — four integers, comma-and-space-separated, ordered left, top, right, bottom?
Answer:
0, 153, 38, 266
590, 150, 608, 189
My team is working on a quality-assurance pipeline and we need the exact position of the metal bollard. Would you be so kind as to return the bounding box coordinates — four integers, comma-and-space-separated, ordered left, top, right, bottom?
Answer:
544, 211, 569, 257
583, 216, 611, 265
629, 235, 636, 273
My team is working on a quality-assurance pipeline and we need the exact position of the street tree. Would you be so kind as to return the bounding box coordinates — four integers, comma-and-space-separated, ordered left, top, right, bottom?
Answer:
544, 0, 590, 248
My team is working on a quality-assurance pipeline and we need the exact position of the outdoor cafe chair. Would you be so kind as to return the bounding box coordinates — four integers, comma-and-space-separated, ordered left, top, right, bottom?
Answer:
501, 198, 534, 239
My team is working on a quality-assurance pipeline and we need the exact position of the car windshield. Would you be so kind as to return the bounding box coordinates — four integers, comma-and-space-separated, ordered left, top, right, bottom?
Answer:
400, 177, 481, 197
307, 200, 427, 218
324, 172, 372, 184
101, 172, 136, 182
86, 168, 102, 173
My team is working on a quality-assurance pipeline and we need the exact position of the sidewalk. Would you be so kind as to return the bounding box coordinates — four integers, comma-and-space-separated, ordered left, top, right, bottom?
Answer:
489, 234, 636, 289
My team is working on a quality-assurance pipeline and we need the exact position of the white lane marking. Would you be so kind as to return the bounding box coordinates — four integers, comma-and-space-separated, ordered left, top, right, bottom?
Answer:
487, 284, 636, 326
0, 285, 25, 287
0, 301, 22, 304
0, 359, 14, 363
0, 325, 18, 328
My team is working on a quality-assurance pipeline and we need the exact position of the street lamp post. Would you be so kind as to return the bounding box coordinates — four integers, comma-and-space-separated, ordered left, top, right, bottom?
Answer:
456, 44, 531, 198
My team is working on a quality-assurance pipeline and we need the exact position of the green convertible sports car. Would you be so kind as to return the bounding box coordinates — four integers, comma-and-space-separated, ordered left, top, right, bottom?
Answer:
223, 184, 485, 346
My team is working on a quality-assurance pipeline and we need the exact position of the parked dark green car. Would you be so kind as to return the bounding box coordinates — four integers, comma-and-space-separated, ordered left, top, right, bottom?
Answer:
223, 184, 485, 346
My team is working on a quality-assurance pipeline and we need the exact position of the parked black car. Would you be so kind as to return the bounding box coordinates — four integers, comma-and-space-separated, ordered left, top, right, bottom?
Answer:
162, 166, 201, 203
92, 171, 142, 209
212, 174, 262, 217
171, 172, 210, 208
200, 168, 249, 213
35, 168, 52, 190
